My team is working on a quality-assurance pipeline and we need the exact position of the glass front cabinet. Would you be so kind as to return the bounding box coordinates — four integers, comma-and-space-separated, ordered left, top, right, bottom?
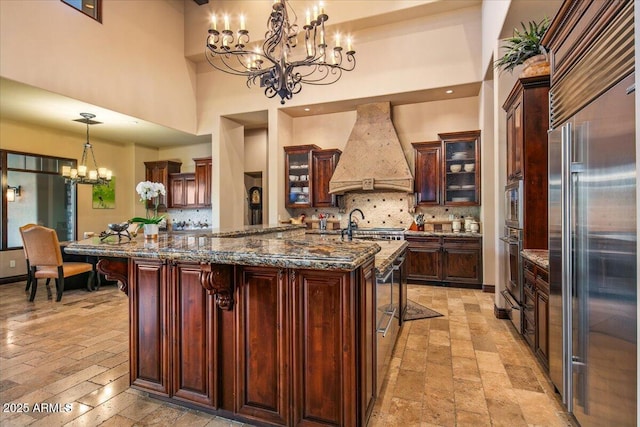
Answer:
284, 145, 319, 208
440, 130, 480, 206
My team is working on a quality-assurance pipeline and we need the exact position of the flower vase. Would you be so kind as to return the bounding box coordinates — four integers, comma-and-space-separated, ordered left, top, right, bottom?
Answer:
144, 223, 159, 240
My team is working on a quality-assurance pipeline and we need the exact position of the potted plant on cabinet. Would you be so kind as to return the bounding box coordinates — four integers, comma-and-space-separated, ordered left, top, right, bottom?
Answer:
495, 18, 550, 77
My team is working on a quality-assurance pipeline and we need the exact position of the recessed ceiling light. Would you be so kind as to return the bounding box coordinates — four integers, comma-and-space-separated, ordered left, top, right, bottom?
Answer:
445, 89, 454, 94
304, 108, 310, 112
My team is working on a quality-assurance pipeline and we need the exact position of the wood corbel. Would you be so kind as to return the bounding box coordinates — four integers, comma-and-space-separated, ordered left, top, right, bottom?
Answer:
200, 263, 233, 310
97, 258, 129, 295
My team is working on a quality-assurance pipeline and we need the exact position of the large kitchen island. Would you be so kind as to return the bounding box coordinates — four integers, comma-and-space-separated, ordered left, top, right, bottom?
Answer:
65, 224, 407, 427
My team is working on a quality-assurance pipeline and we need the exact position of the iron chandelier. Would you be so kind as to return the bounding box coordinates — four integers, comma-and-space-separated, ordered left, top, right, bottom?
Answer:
61, 113, 112, 185
205, 0, 356, 104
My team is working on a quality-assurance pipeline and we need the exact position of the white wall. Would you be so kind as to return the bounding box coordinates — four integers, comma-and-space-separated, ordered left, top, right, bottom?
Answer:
0, 0, 197, 134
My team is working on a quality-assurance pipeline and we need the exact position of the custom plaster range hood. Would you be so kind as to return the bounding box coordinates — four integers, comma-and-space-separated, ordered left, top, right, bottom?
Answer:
329, 102, 413, 194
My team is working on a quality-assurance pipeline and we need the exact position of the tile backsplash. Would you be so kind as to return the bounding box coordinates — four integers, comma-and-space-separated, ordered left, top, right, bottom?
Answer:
166, 208, 212, 229
292, 191, 480, 229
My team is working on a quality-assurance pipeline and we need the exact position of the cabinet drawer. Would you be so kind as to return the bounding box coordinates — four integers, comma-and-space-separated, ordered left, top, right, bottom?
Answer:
406, 236, 441, 247
536, 275, 549, 295
442, 237, 481, 249
523, 259, 535, 275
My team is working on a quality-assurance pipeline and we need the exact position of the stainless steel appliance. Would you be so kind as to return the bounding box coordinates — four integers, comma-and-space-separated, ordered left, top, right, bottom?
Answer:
500, 226, 523, 333
504, 180, 523, 229
375, 247, 406, 394
395, 253, 407, 325
549, 71, 637, 426
501, 180, 525, 333
375, 263, 398, 394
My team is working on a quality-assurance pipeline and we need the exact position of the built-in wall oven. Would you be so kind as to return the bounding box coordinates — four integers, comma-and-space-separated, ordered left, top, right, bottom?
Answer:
501, 180, 524, 333
505, 180, 524, 229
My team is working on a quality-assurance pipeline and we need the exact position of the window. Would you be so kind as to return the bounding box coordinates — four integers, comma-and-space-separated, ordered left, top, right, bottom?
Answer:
1, 151, 77, 250
61, 0, 102, 22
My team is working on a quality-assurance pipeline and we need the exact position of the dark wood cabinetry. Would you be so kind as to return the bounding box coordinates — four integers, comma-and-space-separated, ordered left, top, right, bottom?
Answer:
146, 157, 211, 210
285, 145, 341, 209
194, 157, 212, 207
412, 142, 441, 205
312, 149, 341, 208
170, 261, 216, 407
127, 259, 376, 426
522, 258, 549, 370
169, 173, 196, 208
503, 76, 550, 249
413, 131, 480, 207
285, 145, 318, 208
406, 236, 441, 282
442, 237, 482, 284
406, 236, 482, 287
291, 264, 374, 426
236, 266, 289, 425
144, 161, 182, 211
129, 258, 170, 395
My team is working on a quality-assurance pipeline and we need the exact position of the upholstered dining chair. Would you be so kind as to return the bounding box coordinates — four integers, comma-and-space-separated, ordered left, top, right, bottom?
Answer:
19, 224, 95, 302
19, 223, 37, 292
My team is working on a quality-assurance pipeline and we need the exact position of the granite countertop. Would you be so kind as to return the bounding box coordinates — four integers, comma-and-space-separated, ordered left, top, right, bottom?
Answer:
305, 229, 482, 238
303, 230, 408, 276
521, 249, 549, 270
300, 232, 408, 276
372, 239, 409, 277
404, 230, 483, 238
65, 224, 380, 271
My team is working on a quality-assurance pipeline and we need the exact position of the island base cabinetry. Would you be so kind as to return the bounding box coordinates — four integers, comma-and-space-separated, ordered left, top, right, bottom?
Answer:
127, 258, 376, 427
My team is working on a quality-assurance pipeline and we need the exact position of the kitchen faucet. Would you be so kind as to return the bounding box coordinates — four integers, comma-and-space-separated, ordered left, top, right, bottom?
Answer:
342, 208, 365, 241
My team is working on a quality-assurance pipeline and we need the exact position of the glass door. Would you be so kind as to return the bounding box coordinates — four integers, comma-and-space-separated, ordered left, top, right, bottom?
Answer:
439, 131, 480, 206
284, 145, 318, 209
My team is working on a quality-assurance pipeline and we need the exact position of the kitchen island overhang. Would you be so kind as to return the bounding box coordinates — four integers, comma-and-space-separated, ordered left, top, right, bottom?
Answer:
65, 225, 405, 427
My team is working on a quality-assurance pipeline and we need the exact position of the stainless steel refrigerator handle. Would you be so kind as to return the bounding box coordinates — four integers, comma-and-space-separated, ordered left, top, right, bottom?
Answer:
561, 122, 574, 411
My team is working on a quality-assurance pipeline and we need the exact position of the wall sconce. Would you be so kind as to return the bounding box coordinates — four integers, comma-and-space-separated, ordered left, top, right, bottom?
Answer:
6, 185, 21, 202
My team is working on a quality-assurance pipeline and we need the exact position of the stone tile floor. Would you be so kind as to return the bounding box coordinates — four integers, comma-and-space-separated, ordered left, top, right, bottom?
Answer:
0, 281, 573, 426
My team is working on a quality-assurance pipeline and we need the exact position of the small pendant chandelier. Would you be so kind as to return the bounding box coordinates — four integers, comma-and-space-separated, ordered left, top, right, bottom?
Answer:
61, 113, 112, 185
205, 0, 356, 104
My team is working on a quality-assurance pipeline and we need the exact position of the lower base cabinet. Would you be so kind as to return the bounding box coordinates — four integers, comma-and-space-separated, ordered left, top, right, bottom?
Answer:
522, 258, 549, 370
129, 258, 376, 427
406, 236, 482, 287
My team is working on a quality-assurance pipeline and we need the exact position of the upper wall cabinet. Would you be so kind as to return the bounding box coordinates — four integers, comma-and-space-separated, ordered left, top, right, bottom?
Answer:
312, 149, 341, 208
284, 146, 341, 209
412, 141, 442, 206
413, 130, 481, 207
194, 157, 212, 207
169, 173, 196, 208
144, 161, 182, 211
285, 145, 319, 208
441, 131, 480, 206
504, 75, 550, 183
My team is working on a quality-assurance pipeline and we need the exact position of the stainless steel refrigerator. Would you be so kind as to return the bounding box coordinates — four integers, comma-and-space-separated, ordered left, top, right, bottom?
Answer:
548, 71, 637, 426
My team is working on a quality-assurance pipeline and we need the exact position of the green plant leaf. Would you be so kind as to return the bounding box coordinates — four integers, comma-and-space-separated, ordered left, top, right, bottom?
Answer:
494, 17, 550, 73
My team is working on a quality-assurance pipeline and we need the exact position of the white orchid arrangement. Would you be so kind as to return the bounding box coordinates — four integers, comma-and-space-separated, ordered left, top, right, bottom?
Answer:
130, 181, 166, 225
